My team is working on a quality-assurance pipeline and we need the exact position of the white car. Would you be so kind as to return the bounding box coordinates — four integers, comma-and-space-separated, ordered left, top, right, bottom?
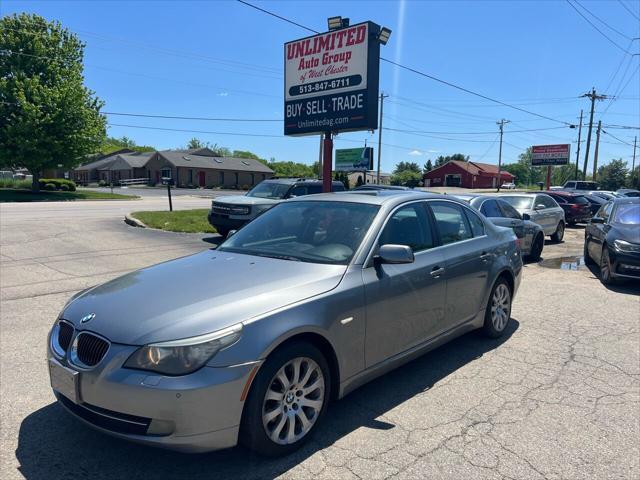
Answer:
501, 182, 516, 190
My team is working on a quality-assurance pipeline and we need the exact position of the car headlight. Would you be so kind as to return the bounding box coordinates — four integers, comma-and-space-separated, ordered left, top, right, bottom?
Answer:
124, 324, 242, 375
613, 239, 640, 253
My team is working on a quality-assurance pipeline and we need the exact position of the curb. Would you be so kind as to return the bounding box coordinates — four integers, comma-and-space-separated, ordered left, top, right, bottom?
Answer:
124, 214, 147, 228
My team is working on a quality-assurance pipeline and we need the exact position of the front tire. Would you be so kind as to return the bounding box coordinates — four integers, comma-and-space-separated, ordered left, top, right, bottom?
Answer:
583, 240, 595, 266
216, 227, 230, 238
240, 342, 330, 456
599, 246, 617, 285
551, 221, 565, 243
482, 278, 512, 338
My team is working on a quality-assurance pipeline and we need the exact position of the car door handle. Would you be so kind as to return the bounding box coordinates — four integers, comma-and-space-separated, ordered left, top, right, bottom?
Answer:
480, 252, 492, 261
430, 266, 445, 277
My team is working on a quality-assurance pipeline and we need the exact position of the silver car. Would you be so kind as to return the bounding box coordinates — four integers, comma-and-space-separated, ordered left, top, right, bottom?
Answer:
457, 194, 545, 260
499, 193, 566, 243
48, 192, 522, 455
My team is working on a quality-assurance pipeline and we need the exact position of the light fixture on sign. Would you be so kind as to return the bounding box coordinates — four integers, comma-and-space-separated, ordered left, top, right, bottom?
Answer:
378, 27, 392, 45
327, 16, 342, 30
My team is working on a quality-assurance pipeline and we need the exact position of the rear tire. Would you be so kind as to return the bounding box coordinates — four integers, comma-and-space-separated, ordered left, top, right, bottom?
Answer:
216, 227, 229, 238
240, 342, 330, 457
482, 278, 512, 338
527, 234, 544, 262
551, 221, 565, 243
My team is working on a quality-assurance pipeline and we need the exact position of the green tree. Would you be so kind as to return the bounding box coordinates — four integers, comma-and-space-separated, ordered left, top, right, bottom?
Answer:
597, 158, 628, 191
502, 148, 544, 187
187, 137, 204, 149
391, 170, 422, 187
393, 161, 421, 174
423, 159, 433, 174
0, 14, 106, 190
232, 150, 260, 160
268, 161, 315, 178
101, 136, 154, 154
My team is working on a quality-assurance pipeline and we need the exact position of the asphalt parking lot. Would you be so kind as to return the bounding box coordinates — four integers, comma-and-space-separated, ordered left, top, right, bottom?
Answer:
1, 198, 638, 480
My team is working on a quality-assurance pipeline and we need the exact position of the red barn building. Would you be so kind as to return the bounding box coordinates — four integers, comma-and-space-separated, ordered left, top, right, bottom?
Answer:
423, 160, 515, 189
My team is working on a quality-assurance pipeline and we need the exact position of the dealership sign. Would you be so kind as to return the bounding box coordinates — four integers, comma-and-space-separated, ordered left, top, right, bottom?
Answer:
335, 147, 374, 171
531, 144, 571, 166
284, 22, 381, 136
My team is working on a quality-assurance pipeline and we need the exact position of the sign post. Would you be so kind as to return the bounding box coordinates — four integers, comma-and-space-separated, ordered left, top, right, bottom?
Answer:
284, 20, 387, 192
531, 144, 571, 191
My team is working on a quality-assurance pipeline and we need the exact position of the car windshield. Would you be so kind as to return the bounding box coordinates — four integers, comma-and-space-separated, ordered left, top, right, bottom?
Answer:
246, 182, 291, 199
612, 204, 640, 225
500, 196, 534, 210
218, 201, 380, 265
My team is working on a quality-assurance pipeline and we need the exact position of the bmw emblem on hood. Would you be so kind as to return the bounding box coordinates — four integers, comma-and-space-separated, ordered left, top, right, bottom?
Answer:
80, 313, 96, 324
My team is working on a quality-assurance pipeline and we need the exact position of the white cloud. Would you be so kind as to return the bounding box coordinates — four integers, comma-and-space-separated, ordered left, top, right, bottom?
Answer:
408, 149, 422, 156
427, 149, 440, 153
217, 92, 229, 97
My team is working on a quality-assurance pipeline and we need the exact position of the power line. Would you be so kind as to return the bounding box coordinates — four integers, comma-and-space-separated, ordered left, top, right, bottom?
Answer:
107, 123, 284, 138
603, 129, 635, 146
103, 111, 281, 122
565, 0, 634, 55
601, 64, 640, 115
236, 0, 576, 126
384, 127, 503, 143
383, 125, 568, 135
617, 0, 640, 21
572, 0, 634, 40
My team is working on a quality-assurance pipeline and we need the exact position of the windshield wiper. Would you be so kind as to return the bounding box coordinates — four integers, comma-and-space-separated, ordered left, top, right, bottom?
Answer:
253, 252, 302, 262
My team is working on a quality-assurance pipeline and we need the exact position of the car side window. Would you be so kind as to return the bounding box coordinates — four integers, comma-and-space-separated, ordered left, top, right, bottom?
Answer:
598, 202, 614, 220
308, 185, 323, 194
565, 182, 575, 188
538, 195, 557, 208
465, 208, 485, 237
378, 203, 434, 252
289, 185, 307, 197
498, 200, 522, 219
480, 199, 503, 218
430, 202, 474, 245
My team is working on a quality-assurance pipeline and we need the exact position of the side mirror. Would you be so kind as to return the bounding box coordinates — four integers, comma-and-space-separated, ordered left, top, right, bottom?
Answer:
590, 217, 604, 224
534, 204, 546, 210
522, 213, 531, 221
227, 229, 237, 237
377, 244, 414, 264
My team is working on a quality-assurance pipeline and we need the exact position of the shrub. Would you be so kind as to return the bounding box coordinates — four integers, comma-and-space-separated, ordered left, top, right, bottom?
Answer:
0, 178, 31, 189
38, 178, 77, 191
98, 180, 108, 187
59, 184, 69, 191
43, 183, 56, 191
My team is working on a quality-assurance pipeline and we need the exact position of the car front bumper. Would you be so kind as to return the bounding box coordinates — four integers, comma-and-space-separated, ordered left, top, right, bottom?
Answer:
207, 211, 250, 232
48, 336, 260, 453
609, 248, 640, 280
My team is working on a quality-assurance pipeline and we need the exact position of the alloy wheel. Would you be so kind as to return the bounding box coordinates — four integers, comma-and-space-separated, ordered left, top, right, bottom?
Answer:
556, 222, 564, 241
491, 283, 511, 332
262, 357, 325, 445
601, 249, 611, 282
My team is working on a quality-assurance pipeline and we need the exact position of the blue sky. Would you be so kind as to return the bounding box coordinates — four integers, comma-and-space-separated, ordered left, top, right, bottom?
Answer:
2, 0, 639, 174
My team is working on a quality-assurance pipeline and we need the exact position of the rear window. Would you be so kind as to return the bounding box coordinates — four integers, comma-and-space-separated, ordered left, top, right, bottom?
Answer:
501, 196, 534, 210
572, 196, 590, 205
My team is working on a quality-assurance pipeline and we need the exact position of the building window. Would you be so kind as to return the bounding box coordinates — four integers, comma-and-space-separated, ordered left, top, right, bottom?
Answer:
161, 168, 172, 179
235, 172, 239, 185
220, 172, 225, 184
188, 169, 193, 184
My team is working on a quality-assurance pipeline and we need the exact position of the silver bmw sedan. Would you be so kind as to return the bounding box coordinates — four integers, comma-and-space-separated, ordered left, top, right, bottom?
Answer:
48, 191, 522, 456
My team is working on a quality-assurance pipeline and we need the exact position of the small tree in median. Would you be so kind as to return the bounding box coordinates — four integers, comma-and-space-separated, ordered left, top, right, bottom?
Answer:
0, 14, 106, 190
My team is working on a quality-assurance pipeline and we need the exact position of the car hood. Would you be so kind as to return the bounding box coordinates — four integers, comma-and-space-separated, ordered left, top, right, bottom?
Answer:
62, 250, 346, 345
610, 224, 640, 244
214, 195, 280, 206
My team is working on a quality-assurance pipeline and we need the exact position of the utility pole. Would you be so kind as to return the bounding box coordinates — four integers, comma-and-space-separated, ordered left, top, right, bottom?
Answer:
496, 119, 509, 192
592, 120, 602, 182
376, 93, 388, 184
581, 88, 608, 178
318, 135, 323, 179
574, 110, 583, 180
632, 136, 638, 188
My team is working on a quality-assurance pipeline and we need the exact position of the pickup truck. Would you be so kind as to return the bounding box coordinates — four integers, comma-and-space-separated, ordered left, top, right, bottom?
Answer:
557, 180, 599, 191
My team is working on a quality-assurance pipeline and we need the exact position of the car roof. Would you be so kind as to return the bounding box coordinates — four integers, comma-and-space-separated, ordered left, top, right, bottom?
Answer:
262, 178, 342, 185
612, 196, 640, 204
533, 190, 583, 197
287, 190, 455, 206
497, 192, 540, 198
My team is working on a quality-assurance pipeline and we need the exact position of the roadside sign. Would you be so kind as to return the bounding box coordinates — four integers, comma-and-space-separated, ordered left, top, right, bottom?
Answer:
531, 144, 570, 166
335, 147, 374, 171
284, 21, 381, 136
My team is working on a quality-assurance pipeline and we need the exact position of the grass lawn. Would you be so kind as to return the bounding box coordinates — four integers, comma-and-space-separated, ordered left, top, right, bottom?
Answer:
131, 209, 216, 234
0, 188, 139, 202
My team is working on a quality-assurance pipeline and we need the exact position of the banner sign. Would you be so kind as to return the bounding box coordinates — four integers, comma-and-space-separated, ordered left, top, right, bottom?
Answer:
335, 147, 374, 171
531, 144, 571, 166
284, 21, 381, 136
